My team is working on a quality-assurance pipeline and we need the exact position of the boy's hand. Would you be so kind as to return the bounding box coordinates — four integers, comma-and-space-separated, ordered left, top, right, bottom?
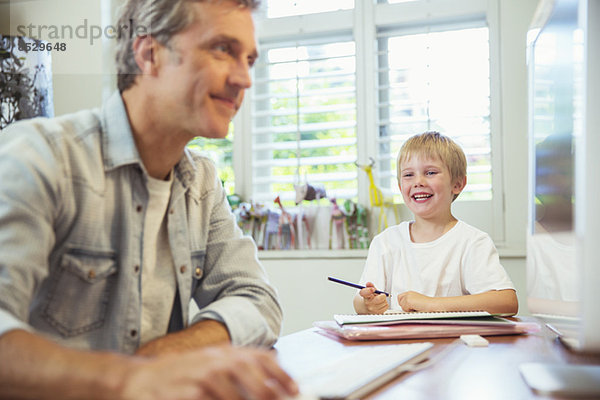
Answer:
359, 282, 389, 314
397, 291, 433, 312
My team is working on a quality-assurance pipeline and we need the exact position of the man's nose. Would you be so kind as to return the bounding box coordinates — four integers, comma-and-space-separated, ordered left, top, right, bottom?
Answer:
230, 59, 252, 89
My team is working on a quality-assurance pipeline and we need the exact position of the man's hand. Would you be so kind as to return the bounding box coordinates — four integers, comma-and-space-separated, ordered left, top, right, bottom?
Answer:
0, 330, 297, 400
121, 345, 298, 400
358, 282, 389, 314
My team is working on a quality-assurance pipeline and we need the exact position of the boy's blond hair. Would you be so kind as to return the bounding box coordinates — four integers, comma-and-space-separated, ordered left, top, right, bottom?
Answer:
397, 131, 467, 201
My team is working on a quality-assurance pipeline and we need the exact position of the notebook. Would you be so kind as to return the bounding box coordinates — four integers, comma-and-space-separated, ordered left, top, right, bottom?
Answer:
333, 310, 497, 326
314, 319, 540, 341
289, 342, 433, 399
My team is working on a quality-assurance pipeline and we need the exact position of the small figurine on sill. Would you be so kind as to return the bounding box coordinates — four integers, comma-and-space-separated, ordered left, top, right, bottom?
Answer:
274, 195, 296, 250
329, 197, 346, 250
261, 209, 280, 250
235, 202, 254, 236
294, 182, 327, 204
293, 181, 326, 249
355, 157, 399, 233
343, 200, 369, 249
250, 203, 268, 246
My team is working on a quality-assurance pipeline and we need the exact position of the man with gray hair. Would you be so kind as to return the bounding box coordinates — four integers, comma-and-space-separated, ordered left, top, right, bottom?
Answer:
0, 0, 299, 398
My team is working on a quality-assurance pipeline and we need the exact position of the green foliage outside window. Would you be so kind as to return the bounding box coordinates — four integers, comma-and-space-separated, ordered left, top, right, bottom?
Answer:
187, 123, 235, 195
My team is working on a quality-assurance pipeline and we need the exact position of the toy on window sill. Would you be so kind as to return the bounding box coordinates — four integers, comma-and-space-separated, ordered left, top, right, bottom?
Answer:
274, 195, 296, 250
235, 202, 254, 236
261, 209, 280, 250
293, 181, 326, 249
233, 202, 268, 249
355, 157, 399, 233
294, 182, 327, 204
329, 197, 346, 250
250, 203, 268, 246
343, 200, 369, 249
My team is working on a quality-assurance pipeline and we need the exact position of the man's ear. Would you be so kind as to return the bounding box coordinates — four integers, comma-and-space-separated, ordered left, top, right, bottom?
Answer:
132, 35, 160, 76
453, 176, 467, 194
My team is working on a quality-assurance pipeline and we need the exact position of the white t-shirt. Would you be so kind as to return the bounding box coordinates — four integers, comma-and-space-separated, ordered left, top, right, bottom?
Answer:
359, 220, 515, 311
140, 173, 176, 345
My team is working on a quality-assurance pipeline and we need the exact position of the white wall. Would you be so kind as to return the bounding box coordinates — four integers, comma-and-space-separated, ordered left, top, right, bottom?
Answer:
263, 256, 364, 335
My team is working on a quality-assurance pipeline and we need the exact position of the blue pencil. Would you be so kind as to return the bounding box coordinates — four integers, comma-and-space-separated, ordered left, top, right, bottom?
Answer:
327, 276, 390, 296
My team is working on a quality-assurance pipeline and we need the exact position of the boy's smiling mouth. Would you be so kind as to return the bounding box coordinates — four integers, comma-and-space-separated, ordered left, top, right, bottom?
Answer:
413, 193, 433, 201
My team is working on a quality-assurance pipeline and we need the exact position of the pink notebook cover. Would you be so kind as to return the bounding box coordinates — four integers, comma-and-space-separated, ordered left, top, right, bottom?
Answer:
313, 319, 541, 341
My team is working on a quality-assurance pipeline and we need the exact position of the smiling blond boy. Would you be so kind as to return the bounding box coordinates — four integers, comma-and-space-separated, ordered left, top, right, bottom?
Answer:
354, 131, 518, 315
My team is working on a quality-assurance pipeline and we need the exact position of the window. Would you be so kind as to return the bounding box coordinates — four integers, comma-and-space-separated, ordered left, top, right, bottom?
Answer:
187, 125, 235, 195
375, 24, 492, 202
234, 0, 505, 242
379, 0, 420, 4
264, 0, 354, 18
250, 38, 357, 204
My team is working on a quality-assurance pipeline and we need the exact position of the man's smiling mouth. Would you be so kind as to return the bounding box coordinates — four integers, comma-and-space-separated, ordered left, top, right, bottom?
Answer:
212, 95, 237, 110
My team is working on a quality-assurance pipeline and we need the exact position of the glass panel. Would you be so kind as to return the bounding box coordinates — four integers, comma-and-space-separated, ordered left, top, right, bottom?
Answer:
531, 9, 579, 234
187, 124, 234, 195
266, 0, 354, 18
378, 0, 420, 3
378, 27, 491, 201
252, 40, 357, 205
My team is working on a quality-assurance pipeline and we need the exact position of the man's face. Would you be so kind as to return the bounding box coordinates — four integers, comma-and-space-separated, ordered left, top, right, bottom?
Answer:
153, 1, 257, 140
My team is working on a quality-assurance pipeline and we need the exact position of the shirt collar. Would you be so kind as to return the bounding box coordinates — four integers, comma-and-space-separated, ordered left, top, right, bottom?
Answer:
100, 91, 142, 171
100, 91, 199, 194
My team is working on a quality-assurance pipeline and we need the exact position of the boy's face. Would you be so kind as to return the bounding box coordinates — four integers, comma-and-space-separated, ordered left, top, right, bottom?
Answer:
398, 154, 466, 221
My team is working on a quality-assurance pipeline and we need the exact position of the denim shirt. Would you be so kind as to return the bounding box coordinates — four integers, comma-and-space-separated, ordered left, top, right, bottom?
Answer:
0, 92, 282, 354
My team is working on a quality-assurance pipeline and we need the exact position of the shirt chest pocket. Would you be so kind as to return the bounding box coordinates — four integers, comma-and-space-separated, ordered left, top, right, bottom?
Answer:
43, 250, 117, 337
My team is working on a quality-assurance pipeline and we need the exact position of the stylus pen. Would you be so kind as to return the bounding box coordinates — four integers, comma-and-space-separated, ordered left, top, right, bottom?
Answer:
327, 276, 390, 296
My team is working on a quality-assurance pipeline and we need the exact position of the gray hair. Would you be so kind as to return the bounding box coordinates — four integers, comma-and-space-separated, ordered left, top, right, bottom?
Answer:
115, 0, 260, 92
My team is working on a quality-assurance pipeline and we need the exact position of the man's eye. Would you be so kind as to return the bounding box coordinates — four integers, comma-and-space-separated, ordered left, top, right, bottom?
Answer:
214, 43, 231, 53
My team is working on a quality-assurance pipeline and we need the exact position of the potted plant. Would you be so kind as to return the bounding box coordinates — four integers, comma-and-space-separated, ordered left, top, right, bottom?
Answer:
0, 35, 53, 129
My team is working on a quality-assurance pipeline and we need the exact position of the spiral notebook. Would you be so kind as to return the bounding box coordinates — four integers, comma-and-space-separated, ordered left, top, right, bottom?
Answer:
333, 310, 499, 326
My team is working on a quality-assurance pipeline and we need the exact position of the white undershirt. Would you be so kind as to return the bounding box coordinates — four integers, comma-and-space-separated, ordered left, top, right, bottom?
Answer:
140, 172, 176, 345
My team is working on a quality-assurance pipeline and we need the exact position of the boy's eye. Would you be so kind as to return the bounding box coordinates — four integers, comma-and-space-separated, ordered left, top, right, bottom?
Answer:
402, 173, 413, 178
426, 171, 438, 176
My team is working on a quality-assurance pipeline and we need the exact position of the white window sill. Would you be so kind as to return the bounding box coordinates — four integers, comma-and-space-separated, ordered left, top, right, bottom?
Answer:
258, 249, 368, 260
258, 247, 525, 260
